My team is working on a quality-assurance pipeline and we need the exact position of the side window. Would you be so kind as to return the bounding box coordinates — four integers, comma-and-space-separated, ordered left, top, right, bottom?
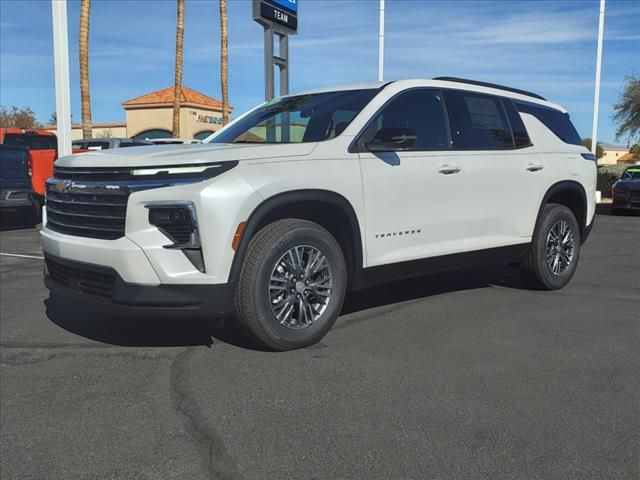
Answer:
514, 100, 582, 145
32, 135, 57, 150
445, 91, 514, 149
364, 89, 450, 150
502, 99, 531, 147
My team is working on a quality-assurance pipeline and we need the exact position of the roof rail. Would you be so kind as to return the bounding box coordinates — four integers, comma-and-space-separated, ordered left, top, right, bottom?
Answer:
433, 76, 546, 101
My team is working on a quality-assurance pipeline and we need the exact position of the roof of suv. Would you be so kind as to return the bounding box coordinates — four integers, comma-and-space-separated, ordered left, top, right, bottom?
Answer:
294, 78, 565, 113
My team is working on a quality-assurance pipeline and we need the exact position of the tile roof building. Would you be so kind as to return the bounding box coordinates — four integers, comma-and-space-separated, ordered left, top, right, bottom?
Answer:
122, 86, 232, 140
45, 86, 231, 141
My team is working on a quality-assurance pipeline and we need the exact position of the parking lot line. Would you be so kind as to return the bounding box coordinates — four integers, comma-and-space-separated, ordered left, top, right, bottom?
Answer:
0, 253, 44, 260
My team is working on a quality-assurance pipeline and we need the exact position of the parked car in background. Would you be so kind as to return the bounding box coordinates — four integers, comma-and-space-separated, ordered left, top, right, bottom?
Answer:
612, 165, 640, 214
145, 138, 202, 145
72, 138, 152, 151
0, 128, 57, 205
0, 144, 39, 223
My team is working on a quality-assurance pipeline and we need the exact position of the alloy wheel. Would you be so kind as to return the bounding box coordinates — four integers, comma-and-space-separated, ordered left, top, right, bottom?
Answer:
545, 220, 575, 276
268, 245, 333, 329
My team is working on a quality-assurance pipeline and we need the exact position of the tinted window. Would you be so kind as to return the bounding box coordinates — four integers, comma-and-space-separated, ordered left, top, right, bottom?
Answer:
120, 142, 149, 148
445, 91, 513, 149
364, 89, 450, 150
502, 99, 531, 147
3, 133, 57, 150
515, 100, 581, 145
72, 142, 87, 149
623, 169, 640, 180
0, 145, 29, 181
211, 89, 378, 144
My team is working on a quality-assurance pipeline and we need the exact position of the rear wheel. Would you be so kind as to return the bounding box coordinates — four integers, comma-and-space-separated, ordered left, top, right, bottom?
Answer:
524, 204, 581, 290
234, 219, 347, 351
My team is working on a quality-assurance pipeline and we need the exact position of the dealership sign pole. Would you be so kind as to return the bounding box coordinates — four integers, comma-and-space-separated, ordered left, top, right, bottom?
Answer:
253, 0, 298, 101
591, 0, 606, 156
51, 0, 73, 157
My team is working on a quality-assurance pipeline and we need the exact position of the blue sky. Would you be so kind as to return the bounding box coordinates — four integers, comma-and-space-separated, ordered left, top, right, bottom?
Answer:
1, 0, 638, 143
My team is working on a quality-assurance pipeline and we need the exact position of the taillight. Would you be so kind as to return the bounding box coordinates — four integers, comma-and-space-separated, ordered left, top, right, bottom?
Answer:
27, 154, 33, 177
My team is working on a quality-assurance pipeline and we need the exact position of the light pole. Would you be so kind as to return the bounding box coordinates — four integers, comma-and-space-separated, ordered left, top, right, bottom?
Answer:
51, 0, 72, 157
591, 0, 606, 156
378, 0, 385, 82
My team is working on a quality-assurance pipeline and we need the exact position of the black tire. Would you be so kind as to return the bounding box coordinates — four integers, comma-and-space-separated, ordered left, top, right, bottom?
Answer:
234, 219, 347, 351
524, 203, 581, 290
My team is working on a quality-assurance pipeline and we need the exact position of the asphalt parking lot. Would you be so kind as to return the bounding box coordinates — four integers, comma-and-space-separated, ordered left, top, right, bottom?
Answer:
1, 210, 638, 480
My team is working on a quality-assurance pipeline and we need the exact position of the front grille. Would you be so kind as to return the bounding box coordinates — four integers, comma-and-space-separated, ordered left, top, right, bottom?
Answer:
46, 163, 232, 240
46, 255, 116, 299
46, 185, 129, 240
629, 190, 640, 198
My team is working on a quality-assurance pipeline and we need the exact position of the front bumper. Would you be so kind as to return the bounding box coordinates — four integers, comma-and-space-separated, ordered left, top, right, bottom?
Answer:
612, 197, 640, 211
44, 254, 234, 317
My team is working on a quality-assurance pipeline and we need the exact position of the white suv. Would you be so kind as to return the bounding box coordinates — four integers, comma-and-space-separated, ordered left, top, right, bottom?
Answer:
41, 78, 596, 350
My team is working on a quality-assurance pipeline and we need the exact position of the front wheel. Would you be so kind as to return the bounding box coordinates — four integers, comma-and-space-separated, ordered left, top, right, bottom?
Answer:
234, 219, 347, 351
524, 204, 581, 290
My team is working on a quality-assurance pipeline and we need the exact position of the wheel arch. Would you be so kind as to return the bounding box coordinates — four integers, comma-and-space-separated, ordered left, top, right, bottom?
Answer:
228, 189, 364, 289
536, 180, 588, 239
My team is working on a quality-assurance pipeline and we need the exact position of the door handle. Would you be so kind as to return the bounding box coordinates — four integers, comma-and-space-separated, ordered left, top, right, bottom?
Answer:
438, 164, 461, 175
526, 163, 544, 172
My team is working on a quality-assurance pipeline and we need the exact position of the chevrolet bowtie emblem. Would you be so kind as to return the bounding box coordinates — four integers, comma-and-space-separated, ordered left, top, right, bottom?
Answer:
54, 180, 73, 193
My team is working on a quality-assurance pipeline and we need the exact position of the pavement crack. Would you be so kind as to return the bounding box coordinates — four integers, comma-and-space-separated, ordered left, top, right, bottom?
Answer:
0, 346, 176, 365
170, 348, 243, 480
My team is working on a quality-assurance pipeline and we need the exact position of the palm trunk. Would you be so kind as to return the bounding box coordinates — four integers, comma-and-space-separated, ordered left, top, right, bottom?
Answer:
219, 0, 229, 126
79, 0, 92, 139
172, 0, 185, 138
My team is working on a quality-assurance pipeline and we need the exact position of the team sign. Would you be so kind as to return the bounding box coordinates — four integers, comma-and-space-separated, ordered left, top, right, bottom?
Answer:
253, 0, 298, 34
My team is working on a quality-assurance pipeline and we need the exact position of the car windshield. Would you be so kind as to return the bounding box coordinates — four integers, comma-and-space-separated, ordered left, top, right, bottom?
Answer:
622, 169, 640, 179
209, 89, 379, 144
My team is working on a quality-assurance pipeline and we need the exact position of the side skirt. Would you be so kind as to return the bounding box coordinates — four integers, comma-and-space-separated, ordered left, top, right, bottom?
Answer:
351, 243, 530, 291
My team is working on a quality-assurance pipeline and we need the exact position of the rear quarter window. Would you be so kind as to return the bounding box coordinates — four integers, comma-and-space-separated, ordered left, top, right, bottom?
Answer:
444, 91, 514, 149
515, 100, 581, 146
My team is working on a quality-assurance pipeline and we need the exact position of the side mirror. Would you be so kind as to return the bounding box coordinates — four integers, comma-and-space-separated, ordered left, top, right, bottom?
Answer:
365, 128, 417, 152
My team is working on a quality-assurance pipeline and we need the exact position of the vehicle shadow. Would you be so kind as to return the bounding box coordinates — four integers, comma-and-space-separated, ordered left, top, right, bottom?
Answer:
44, 294, 218, 348
595, 203, 639, 216
342, 263, 528, 316
45, 263, 530, 350
596, 203, 613, 215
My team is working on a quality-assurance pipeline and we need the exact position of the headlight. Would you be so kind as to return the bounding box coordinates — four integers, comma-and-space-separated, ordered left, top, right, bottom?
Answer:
131, 161, 237, 180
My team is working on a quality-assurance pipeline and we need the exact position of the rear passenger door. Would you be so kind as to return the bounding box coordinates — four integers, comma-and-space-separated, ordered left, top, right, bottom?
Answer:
443, 90, 544, 247
358, 88, 471, 267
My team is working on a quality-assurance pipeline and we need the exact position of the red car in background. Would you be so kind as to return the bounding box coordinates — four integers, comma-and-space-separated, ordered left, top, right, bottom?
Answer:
0, 128, 58, 206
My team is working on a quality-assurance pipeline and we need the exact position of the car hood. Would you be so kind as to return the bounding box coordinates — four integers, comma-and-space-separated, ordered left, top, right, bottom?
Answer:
615, 179, 640, 190
54, 142, 318, 168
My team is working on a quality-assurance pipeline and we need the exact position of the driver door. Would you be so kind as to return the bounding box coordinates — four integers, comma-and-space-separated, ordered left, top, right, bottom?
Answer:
358, 89, 470, 268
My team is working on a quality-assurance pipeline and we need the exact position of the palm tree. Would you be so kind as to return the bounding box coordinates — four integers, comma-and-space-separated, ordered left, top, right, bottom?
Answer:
172, 0, 185, 138
219, 0, 229, 126
79, 0, 92, 139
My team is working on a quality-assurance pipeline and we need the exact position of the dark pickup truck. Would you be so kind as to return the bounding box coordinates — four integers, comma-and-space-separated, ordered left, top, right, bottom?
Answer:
0, 144, 39, 223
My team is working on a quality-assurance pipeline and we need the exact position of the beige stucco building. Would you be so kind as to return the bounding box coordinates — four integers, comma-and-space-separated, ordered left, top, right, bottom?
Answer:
45, 86, 230, 141
123, 86, 231, 140
598, 143, 631, 165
